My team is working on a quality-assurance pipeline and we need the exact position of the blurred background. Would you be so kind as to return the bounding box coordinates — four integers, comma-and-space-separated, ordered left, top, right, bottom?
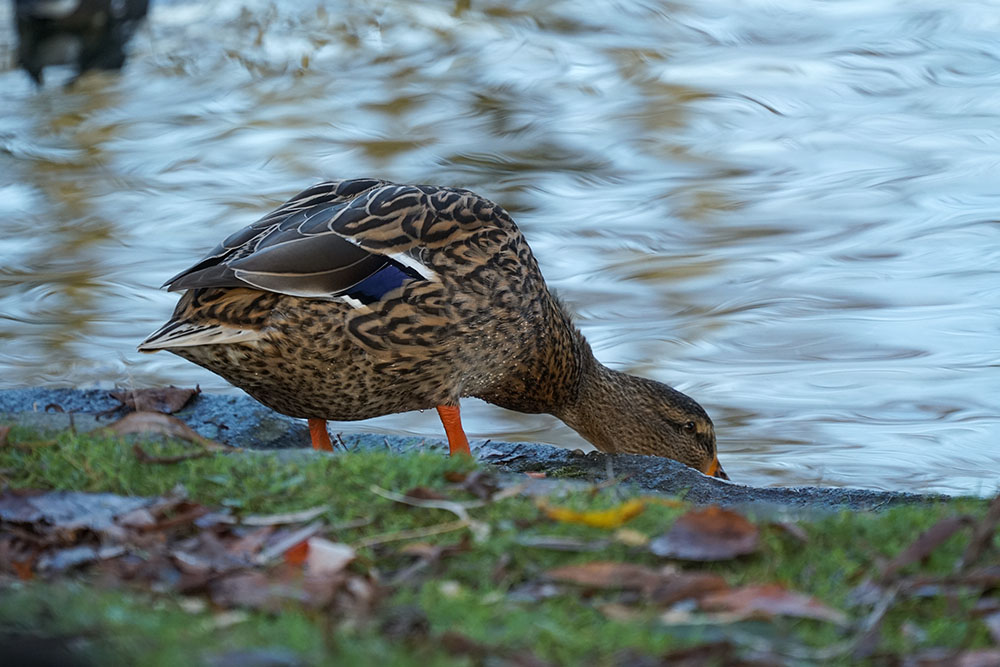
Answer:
0, 0, 997, 495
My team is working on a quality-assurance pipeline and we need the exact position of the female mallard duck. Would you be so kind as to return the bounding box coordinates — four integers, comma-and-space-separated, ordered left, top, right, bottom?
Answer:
139, 178, 726, 478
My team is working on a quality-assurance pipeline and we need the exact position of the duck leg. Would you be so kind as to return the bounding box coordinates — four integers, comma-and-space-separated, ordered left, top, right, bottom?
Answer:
436, 405, 471, 456
308, 418, 334, 451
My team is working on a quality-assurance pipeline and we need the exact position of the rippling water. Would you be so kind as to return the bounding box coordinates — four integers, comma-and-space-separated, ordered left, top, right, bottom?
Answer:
1, 0, 998, 495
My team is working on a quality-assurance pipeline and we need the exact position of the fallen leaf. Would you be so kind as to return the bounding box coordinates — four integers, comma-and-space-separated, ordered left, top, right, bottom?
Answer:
109, 386, 201, 414
37, 544, 126, 573
545, 561, 665, 591
100, 411, 228, 450
700, 584, 847, 625
0, 425, 9, 448
0, 488, 151, 538
544, 561, 728, 606
650, 506, 759, 561
881, 515, 973, 582
540, 499, 645, 530
304, 537, 355, 575
647, 572, 730, 607
255, 521, 325, 565
283, 540, 310, 566
209, 571, 282, 611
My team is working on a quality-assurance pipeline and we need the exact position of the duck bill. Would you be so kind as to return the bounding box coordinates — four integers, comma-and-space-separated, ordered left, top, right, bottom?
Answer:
704, 456, 729, 480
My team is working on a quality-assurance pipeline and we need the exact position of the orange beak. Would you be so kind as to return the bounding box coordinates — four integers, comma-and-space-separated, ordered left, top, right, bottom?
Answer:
704, 456, 729, 480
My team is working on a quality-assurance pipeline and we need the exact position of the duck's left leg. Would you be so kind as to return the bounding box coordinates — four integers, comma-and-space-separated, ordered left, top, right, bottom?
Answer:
308, 418, 334, 451
435, 405, 471, 456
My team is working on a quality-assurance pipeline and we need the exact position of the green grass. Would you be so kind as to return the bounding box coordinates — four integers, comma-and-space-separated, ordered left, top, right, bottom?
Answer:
0, 425, 996, 666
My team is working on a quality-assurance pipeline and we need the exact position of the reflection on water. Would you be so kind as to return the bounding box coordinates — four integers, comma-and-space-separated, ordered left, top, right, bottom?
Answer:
1, 0, 997, 495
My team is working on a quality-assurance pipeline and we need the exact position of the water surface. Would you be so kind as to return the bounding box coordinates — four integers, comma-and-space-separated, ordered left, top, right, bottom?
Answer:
1, 0, 998, 495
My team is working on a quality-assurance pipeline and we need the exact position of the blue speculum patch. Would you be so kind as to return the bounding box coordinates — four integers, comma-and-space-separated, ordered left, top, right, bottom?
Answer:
347, 262, 422, 303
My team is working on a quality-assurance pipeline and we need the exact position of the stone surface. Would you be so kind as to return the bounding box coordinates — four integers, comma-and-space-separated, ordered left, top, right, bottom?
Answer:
0, 388, 943, 511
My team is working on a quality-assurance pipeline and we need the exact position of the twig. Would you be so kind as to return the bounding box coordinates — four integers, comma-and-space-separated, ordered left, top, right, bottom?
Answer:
353, 519, 469, 550
369, 484, 489, 541
369, 484, 484, 521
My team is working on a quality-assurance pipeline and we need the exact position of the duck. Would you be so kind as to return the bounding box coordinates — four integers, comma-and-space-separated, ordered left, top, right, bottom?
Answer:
14, 0, 149, 85
139, 178, 727, 478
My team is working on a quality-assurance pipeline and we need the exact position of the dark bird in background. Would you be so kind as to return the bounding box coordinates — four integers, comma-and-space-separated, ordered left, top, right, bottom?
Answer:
13, 0, 149, 85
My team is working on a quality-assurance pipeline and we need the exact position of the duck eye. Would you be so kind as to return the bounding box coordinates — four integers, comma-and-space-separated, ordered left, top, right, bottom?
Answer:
683, 421, 696, 432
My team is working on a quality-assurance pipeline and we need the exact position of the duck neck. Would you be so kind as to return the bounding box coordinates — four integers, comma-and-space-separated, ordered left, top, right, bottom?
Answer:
552, 346, 629, 454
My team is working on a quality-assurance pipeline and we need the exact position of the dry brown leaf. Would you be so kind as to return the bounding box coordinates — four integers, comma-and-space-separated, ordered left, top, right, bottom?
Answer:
700, 584, 847, 625
101, 411, 228, 450
648, 572, 730, 607
545, 561, 665, 591
881, 515, 973, 582
539, 499, 645, 530
0, 425, 9, 448
650, 506, 759, 561
109, 386, 201, 414
545, 561, 728, 606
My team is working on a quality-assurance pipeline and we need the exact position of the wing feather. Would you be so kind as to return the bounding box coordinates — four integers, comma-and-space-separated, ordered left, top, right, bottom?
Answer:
160, 178, 511, 300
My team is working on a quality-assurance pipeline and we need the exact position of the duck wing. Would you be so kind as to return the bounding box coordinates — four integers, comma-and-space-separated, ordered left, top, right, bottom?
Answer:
164, 178, 397, 299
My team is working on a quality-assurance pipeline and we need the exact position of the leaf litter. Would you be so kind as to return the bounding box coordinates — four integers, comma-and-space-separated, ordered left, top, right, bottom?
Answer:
2, 435, 999, 665
0, 487, 373, 618
106, 386, 201, 415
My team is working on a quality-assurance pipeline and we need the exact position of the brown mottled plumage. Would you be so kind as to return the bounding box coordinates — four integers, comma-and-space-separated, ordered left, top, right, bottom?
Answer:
139, 178, 726, 478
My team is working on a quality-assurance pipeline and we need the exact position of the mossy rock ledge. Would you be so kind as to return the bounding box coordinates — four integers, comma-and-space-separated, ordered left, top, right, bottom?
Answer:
0, 388, 942, 512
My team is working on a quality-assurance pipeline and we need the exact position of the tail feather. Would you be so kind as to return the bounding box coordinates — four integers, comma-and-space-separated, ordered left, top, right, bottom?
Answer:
138, 319, 263, 351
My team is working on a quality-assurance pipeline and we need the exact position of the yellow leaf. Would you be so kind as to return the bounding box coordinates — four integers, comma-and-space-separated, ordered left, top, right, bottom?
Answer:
539, 499, 645, 529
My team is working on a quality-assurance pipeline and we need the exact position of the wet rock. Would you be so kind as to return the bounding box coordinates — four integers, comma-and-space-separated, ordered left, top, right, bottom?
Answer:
0, 388, 943, 511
